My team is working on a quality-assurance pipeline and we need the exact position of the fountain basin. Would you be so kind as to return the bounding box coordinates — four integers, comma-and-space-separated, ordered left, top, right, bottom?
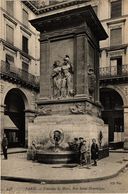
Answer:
36, 150, 79, 164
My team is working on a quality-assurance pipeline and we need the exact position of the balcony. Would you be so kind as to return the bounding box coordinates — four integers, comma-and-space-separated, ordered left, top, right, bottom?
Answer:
0, 61, 39, 91
99, 64, 128, 84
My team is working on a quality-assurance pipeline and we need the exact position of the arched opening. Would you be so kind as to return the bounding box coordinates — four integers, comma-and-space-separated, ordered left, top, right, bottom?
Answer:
4, 89, 27, 148
100, 88, 124, 148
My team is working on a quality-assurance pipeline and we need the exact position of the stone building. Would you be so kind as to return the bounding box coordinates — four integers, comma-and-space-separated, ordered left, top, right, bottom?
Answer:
0, 0, 40, 147
94, 0, 128, 149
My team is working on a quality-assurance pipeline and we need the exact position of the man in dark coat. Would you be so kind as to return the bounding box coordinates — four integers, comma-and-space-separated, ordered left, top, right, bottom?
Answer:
1, 133, 8, 159
80, 140, 88, 166
91, 138, 99, 166
78, 137, 84, 164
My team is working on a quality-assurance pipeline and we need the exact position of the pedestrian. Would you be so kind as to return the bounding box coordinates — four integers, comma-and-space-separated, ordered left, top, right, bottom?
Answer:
72, 138, 79, 151
91, 138, 99, 166
31, 140, 37, 161
79, 137, 84, 149
78, 137, 84, 164
79, 140, 88, 166
1, 133, 8, 160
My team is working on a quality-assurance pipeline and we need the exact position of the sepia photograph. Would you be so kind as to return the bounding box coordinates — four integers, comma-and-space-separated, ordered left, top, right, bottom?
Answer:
0, 0, 128, 194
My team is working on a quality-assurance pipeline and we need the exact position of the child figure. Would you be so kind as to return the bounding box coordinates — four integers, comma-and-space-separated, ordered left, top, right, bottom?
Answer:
91, 138, 99, 166
80, 140, 88, 166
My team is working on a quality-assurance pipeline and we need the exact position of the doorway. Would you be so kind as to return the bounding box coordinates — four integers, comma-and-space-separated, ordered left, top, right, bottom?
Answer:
100, 88, 124, 145
4, 89, 26, 147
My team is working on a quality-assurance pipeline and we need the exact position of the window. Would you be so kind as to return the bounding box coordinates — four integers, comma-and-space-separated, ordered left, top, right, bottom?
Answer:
110, 56, 122, 76
6, 0, 14, 16
6, 54, 14, 65
22, 9, 28, 26
22, 62, 29, 81
6, 25, 14, 44
110, 28, 122, 46
111, 0, 122, 18
22, 36, 28, 54
92, 6, 98, 15
6, 54, 14, 71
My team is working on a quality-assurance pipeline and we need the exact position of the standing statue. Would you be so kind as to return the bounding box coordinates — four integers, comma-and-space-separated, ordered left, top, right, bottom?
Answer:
51, 60, 62, 98
61, 55, 74, 97
88, 67, 96, 99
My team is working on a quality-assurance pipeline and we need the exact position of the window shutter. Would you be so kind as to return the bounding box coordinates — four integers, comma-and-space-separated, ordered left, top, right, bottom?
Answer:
6, 1, 14, 16
110, 28, 122, 46
22, 62, 28, 72
23, 9, 28, 26
6, 54, 14, 65
22, 36, 28, 54
6, 25, 14, 44
111, 0, 122, 18
22, 62, 29, 81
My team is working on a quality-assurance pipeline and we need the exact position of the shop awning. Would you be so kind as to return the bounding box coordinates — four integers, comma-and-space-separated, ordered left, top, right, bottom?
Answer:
4, 115, 18, 130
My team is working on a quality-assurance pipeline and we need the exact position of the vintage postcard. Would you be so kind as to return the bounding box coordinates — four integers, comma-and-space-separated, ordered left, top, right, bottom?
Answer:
1, 0, 128, 194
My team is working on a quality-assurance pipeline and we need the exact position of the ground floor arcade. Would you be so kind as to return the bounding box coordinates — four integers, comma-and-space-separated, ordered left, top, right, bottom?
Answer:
0, 81, 37, 148
100, 84, 128, 149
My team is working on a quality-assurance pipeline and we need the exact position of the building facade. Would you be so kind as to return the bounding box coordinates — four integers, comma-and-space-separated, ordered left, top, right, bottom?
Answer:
0, 0, 40, 147
97, 0, 128, 149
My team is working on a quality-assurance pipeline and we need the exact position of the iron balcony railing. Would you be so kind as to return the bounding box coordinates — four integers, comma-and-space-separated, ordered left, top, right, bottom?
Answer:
0, 61, 40, 88
99, 64, 128, 79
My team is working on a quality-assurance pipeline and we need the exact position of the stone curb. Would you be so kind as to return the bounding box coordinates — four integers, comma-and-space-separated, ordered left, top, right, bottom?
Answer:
1, 163, 128, 184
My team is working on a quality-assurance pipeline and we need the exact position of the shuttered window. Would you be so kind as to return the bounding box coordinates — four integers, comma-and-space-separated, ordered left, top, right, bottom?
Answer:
22, 9, 28, 26
110, 57, 122, 76
6, 54, 14, 65
111, 0, 122, 18
22, 36, 28, 54
22, 62, 29, 81
6, 25, 14, 45
22, 62, 28, 72
6, 54, 14, 72
110, 28, 122, 46
6, 1, 14, 16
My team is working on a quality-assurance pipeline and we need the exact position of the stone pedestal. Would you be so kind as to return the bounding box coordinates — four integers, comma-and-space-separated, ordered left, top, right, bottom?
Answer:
29, 5, 108, 162
29, 98, 108, 142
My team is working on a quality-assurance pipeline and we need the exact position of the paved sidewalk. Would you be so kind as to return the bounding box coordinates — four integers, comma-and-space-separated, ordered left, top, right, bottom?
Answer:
1, 152, 128, 184
1, 148, 27, 155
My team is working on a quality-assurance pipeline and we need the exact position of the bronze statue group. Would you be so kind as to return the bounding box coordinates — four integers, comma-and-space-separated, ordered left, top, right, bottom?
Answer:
51, 55, 74, 98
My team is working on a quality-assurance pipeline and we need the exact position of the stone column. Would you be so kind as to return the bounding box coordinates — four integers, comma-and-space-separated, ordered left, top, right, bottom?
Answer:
75, 34, 88, 97
40, 39, 51, 99
124, 106, 128, 149
25, 110, 36, 148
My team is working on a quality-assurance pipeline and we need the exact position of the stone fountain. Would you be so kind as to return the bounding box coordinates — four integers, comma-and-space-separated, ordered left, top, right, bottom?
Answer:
28, 5, 109, 164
